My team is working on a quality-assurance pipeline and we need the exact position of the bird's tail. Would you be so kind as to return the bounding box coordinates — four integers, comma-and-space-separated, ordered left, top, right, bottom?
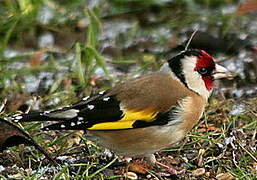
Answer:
41, 116, 88, 131
11, 110, 88, 131
11, 112, 64, 123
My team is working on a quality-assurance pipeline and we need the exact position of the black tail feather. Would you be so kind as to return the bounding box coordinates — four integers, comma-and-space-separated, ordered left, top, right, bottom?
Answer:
42, 116, 89, 131
11, 112, 66, 123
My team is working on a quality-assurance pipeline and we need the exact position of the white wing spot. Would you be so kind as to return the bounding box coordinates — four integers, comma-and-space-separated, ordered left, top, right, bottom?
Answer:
73, 109, 80, 113
43, 110, 51, 114
82, 96, 90, 101
99, 91, 105, 95
13, 119, 19, 123
60, 124, 66, 128
87, 105, 94, 110
78, 117, 84, 121
14, 116, 23, 120
103, 97, 110, 101
77, 121, 82, 125
45, 127, 49, 131
71, 122, 76, 126
13, 114, 21, 117
57, 105, 70, 110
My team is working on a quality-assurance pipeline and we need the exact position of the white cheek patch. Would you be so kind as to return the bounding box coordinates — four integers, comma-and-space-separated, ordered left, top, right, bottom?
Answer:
182, 56, 210, 99
161, 59, 211, 99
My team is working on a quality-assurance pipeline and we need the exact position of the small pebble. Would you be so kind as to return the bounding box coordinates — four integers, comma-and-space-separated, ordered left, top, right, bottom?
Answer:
216, 172, 235, 180
146, 174, 151, 179
124, 172, 138, 180
192, 168, 205, 177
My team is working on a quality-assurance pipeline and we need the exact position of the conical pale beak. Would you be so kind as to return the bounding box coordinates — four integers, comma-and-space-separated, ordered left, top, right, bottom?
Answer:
213, 64, 233, 79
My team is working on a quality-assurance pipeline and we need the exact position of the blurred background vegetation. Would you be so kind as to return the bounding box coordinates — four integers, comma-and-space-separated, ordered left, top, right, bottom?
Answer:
0, 0, 256, 179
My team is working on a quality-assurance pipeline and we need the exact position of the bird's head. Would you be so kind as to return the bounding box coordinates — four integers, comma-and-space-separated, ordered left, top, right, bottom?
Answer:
163, 49, 232, 99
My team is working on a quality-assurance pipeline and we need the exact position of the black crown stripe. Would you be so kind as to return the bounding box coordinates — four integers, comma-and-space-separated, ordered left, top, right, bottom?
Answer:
167, 49, 203, 88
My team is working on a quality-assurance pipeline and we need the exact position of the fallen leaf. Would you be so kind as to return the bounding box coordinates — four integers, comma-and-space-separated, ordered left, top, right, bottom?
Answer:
205, 171, 211, 177
128, 160, 153, 174
25, 168, 32, 176
197, 124, 221, 132
237, 0, 257, 15
8, 173, 24, 179
0, 118, 56, 164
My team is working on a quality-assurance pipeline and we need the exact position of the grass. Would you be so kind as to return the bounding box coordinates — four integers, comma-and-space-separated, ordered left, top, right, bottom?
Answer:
0, 0, 256, 179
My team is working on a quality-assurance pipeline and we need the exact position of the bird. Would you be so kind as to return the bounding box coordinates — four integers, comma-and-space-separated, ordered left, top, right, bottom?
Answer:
11, 49, 231, 174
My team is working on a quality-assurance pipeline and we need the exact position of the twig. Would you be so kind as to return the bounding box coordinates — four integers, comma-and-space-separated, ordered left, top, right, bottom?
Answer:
237, 140, 257, 162
185, 29, 198, 50
0, 98, 7, 114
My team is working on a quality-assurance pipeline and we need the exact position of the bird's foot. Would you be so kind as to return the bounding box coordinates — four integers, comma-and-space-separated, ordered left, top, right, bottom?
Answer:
144, 154, 183, 175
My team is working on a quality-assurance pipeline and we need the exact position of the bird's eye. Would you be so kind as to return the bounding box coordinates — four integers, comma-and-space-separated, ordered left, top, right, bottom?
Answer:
198, 68, 208, 75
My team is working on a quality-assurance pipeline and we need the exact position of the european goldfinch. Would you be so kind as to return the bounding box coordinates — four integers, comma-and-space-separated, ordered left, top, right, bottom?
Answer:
12, 49, 231, 172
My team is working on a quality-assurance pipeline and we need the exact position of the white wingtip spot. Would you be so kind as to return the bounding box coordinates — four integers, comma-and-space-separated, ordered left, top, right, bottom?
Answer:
78, 117, 84, 121
14, 115, 23, 120
71, 122, 76, 126
43, 110, 51, 115
45, 127, 49, 131
60, 124, 66, 128
87, 105, 94, 110
82, 96, 90, 101
99, 91, 105, 95
103, 97, 110, 101
73, 109, 80, 113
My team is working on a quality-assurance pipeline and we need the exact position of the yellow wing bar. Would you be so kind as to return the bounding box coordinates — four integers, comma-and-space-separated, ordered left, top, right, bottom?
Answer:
88, 109, 158, 130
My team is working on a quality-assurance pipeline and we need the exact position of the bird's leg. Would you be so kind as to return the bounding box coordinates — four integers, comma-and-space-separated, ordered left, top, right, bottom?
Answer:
144, 154, 178, 175
155, 161, 178, 175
